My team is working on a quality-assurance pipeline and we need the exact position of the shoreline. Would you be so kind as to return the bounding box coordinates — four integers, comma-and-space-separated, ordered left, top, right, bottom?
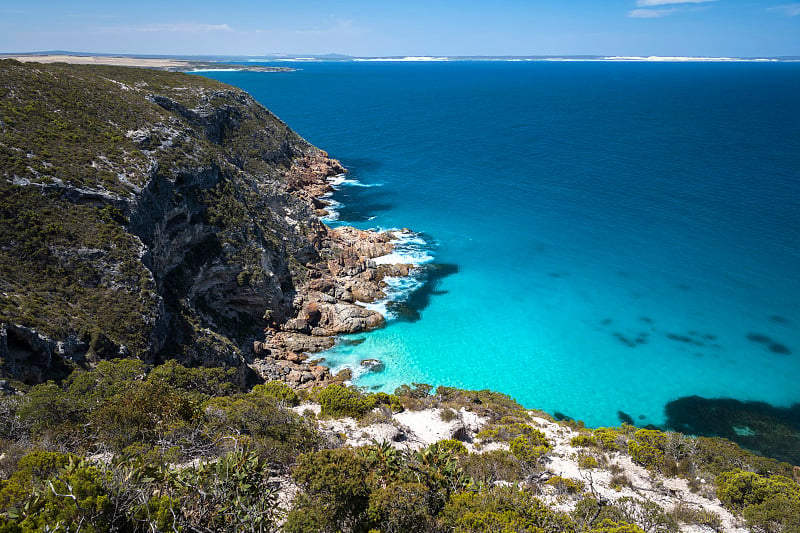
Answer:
0, 53, 293, 72
249, 153, 418, 389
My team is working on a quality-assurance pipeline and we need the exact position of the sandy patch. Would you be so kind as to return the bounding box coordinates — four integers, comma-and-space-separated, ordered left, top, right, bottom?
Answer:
0, 54, 192, 68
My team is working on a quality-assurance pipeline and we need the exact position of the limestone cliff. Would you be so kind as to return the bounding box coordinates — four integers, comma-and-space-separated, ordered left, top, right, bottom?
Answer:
0, 60, 403, 387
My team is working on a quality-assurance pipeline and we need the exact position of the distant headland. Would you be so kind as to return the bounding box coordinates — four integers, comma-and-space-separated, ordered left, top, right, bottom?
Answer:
0, 52, 295, 72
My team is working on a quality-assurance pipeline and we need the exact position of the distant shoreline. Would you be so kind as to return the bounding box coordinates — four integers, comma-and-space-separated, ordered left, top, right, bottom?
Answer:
0, 53, 294, 72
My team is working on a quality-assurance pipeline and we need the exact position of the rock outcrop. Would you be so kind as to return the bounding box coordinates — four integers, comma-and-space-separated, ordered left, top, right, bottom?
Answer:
0, 60, 410, 389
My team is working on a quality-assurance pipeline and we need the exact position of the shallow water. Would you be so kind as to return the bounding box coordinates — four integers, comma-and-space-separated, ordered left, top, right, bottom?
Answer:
200, 61, 800, 430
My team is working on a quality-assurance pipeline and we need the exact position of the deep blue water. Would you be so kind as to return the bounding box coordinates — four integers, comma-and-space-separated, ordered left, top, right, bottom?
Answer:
199, 62, 800, 429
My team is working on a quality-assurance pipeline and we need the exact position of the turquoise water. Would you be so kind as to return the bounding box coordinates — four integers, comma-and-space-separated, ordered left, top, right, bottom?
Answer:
200, 62, 800, 429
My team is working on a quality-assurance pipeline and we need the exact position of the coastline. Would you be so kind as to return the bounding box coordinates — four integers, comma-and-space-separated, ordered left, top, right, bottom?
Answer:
0, 53, 293, 72
250, 152, 417, 389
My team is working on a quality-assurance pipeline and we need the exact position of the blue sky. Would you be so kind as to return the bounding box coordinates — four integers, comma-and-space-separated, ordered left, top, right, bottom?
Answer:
1, 0, 798, 57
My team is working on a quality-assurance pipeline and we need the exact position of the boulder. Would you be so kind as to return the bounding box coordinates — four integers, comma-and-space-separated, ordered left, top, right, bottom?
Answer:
360, 358, 385, 373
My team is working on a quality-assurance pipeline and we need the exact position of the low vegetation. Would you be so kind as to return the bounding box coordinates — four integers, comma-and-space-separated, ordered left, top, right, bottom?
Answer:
0, 364, 797, 531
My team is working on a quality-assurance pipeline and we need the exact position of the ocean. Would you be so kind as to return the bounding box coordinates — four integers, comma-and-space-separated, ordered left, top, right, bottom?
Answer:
199, 61, 800, 437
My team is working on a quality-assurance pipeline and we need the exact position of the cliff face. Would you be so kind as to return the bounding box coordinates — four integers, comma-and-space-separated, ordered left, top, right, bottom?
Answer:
0, 60, 397, 387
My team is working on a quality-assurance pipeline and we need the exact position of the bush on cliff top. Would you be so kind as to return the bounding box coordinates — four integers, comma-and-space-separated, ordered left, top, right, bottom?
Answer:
318, 384, 376, 418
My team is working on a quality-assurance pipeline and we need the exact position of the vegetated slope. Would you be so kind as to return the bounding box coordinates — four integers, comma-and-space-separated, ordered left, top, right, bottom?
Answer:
0, 59, 340, 385
1, 363, 799, 532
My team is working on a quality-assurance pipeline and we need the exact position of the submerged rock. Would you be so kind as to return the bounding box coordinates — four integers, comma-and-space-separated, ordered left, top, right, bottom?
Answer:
360, 358, 385, 373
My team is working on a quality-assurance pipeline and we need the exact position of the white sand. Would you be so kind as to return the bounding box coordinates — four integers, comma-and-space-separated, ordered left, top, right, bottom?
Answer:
292, 403, 748, 532
0, 54, 192, 68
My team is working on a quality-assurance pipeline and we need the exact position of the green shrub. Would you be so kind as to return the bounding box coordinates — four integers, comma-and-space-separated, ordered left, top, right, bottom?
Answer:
571, 434, 598, 447
435, 387, 529, 421
318, 384, 375, 418
437, 439, 469, 456
440, 487, 577, 533
510, 429, 551, 464
477, 422, 540, 443
372, 391, 404, 412
0, 451, 74, 509
578, 453, 599, 469
90, 381, 196, 450
594, 428, 623, 451
252, 380, 299, 406
462, 450, 524, 484
669, 503, 722, 531
394, 382, 433, 399
147, 359, 237, 398
716, 470, 800, 511
691, 436, 793, 478
203, 393, 319, 465
628, 429, 669, 471
440, 407, 458, 422
0, 456, 116, 532
367, 481, 435, 533
546, 476, 585, 495
162, 449, 278, 532
286, 448, 370, 532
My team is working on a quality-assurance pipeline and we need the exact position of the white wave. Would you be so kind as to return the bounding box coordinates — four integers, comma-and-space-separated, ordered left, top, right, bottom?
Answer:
353, 56, 450, 62
328, 174, 381, 188
189, 68, 243, 72
329, 361, 368, 384
354, 230, 435, 320
372, 231, 434, 266
601, 56, 778, 62
361, 300, 389, 317
319, 195, 342, 222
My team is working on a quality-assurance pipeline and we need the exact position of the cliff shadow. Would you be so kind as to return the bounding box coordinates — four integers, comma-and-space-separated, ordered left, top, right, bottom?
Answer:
387, 263, 459, 322
664, 395, 800, 465
331, 186, 395, 222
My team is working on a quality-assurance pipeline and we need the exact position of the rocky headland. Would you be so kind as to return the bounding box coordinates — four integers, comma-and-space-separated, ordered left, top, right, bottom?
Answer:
0, 59, 411, 390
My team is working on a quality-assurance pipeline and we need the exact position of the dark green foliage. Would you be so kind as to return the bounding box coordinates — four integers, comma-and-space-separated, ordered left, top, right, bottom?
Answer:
394, 382, 433, 399
612, 497, 679, 533
0, 182, 159, 359
462, 450, 524, 484
545, 476, 585, 495
318, 384, 376, 418
628, 429, 668, 471
367, 481, 436, 533
437, 438, 469, 456
286, 448, 371, 532
90, 380, 197, 450
172, 449, 278, 532
435, 386, 530, 421
593, 428, 624, 451
571, 434, 599, 447
572, 497, 649, 533
203, 390, 320, 466
591, 520, 646, 533
440, 487, 577, 533
478, 421, 544, 443
509, 429, 551, 464
691, 436, 794, 478
716, 469, 800, 532
146, 359, 238, 399
0, 453, 116, 532
252, 380, 300, 406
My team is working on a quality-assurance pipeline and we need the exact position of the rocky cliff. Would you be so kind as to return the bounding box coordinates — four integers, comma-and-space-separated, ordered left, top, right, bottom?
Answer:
0, 60, 406, 388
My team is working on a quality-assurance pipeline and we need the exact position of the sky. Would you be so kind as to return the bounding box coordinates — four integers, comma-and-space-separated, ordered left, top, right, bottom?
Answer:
0, 0, 798, 58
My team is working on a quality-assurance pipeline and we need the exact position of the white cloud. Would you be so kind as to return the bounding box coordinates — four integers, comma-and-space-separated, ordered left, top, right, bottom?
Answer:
629, 0, 716, 17
104, 23, 233, 33
636, 0, 716, 5
768, 3, 800, 15
628, 8, 679, 17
